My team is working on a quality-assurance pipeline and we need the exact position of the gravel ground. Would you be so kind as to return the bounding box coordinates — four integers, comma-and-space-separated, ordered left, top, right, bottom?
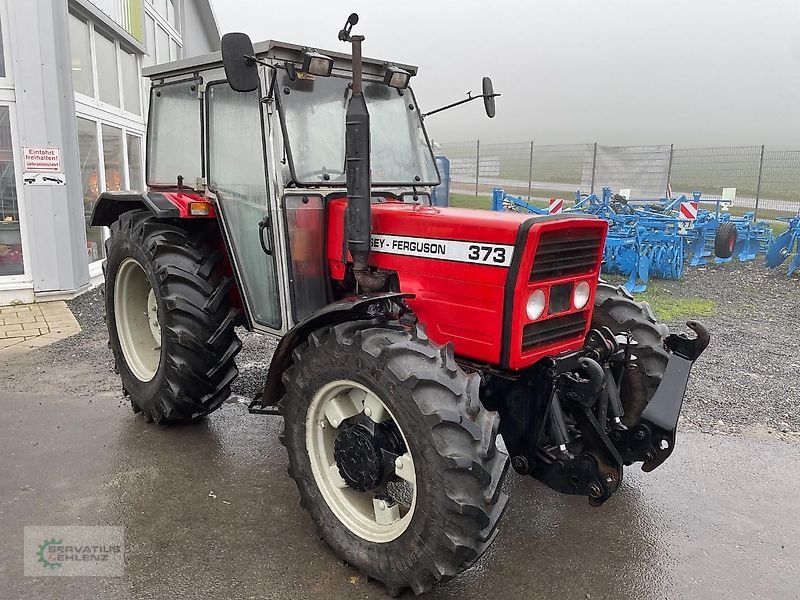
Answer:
1, 259, 797, 436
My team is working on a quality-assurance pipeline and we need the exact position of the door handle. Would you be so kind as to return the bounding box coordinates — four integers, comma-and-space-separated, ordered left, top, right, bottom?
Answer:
258, 216, 273, 256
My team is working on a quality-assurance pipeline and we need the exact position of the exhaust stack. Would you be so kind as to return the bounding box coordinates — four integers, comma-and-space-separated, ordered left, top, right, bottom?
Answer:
339, 14, 384, 292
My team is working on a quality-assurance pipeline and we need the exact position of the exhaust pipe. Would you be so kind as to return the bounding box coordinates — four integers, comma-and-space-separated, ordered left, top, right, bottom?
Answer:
339, 14, 386, 292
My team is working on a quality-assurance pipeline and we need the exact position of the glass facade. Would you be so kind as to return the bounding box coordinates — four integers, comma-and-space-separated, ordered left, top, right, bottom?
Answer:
121, 48, 141, 115
0, 0, 202, 290
95, 30, 120, 107
76, 118, 104, 262
144, 0, 182, 65
143, 14, 155, 67
0, 107, 21, 276
0, 14, 6, 78
126, 134, 143, 190
68, 13, 94, 97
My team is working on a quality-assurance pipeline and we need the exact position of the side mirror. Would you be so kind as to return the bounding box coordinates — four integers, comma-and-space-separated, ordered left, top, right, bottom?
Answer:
482, 77, 496, 118
221, 32, 259, 93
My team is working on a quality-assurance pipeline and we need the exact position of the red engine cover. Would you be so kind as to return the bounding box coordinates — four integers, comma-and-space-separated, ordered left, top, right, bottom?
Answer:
327, 200, 607, 370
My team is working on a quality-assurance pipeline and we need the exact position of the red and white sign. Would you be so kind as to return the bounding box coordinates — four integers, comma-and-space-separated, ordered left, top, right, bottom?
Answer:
679, 201, 699, 221
548, 198, 564, 214
23, 147, 61, 172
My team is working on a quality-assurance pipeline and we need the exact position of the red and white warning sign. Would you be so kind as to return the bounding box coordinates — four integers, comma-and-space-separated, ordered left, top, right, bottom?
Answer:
548, 198, 564, 214
23, 147, 61, 172
679, 201, 699, 221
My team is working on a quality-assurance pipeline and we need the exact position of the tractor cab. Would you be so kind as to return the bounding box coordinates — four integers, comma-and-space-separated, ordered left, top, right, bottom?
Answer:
141, 27, 496, 333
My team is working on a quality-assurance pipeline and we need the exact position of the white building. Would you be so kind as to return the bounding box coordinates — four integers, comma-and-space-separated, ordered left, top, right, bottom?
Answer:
0, 0, 219, 305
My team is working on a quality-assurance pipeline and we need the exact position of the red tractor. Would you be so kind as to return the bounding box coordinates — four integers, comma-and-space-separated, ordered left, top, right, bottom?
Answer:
92, 14, 708, 596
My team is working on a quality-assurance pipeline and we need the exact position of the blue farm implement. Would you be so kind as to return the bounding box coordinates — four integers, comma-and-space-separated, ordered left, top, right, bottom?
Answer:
491, 186, 774, 292
765, 216, 800, 276
683, 203, 774, 267
492, 187, 684, 291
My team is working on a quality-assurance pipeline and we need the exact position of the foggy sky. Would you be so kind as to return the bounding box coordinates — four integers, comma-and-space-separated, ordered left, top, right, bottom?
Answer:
213, 0, 800, 147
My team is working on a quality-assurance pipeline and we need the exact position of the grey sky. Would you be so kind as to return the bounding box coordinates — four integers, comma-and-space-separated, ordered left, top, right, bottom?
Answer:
213, 0, 800, 147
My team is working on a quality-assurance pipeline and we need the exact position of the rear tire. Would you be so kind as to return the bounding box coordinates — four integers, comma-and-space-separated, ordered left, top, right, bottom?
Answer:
104, 211, 241, 424
279, 319, 509, 595
714, 222, 737, 259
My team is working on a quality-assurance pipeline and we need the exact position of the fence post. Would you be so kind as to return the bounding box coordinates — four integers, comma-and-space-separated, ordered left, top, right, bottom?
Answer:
527, 141, 534, 200
475, 139, 480, 196
589, 142, 598, 194
666, 143, 674, 198
754, 144, 765, 219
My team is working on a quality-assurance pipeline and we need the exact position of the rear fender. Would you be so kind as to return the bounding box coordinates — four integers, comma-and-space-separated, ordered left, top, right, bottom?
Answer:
92, 190, 245, 322
260, 292, 413, 408
90, 190, 216, 227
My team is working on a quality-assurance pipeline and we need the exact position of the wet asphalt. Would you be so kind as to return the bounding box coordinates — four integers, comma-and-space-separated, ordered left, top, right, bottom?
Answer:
1, 391, 798, 599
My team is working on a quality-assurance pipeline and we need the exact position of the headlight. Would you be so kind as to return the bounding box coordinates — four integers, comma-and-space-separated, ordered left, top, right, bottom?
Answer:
526, 289, 546, 320
573, 280, 591, 309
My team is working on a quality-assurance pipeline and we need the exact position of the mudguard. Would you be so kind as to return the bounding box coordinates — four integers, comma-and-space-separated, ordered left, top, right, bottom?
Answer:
257, 292, 414, 409
90, 191, 180, 227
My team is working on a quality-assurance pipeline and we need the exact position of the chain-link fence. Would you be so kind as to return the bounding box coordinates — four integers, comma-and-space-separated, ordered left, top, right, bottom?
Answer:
435, 140, 800, 219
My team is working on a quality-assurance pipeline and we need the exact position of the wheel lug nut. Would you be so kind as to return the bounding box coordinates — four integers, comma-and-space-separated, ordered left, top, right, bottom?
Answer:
377, 500, 386, 510
395, 457, 403, 470
364, 406, 372, 417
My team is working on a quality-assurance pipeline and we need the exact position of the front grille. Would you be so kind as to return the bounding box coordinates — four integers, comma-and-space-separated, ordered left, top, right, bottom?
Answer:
530, 229, 603, 281
522, 312, 587, 351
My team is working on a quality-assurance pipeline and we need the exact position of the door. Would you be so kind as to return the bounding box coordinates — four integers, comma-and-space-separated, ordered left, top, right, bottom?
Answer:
206, 82, 282, 330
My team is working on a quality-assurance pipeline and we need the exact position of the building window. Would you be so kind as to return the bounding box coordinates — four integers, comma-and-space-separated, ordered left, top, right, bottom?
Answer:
167, 0, 176, 29
77, 118, 104, 262
68, 15, 145, 119
102, 124, 124, 194
68, 13, 94, 97
156, 25, 169, 65
0, 17, 6, 78
121, 48, 141, 115
127, 134, 144, 190
0, 107, 22, 276
145, 2, 182, 65
95, 30, 121, 107
143, 14, 155, 67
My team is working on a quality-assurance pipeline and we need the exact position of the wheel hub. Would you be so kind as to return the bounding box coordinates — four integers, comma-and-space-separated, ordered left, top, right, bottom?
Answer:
333, 420, 403, 492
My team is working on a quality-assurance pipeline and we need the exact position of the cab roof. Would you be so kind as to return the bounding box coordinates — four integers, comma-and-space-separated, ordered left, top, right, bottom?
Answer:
142, 39, 419, 81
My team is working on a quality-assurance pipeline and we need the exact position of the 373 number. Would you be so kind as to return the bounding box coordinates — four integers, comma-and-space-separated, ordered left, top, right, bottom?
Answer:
467, 245, 507, 264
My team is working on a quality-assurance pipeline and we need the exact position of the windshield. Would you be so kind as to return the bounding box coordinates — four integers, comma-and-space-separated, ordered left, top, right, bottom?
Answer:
277, 72, 439, 186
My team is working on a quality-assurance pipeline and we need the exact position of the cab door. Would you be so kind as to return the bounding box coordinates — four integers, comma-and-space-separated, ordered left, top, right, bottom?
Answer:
205, 81, 283, 332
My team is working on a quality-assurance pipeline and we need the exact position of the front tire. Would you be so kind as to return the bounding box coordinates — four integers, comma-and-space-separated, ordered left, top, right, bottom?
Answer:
592, 283, 669, 425
279, 319, 509, 595
104, 211, 241, 424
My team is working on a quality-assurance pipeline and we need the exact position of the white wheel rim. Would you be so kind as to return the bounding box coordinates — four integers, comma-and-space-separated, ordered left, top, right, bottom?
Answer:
114, 257, 162, 382
306, 380, 417, 543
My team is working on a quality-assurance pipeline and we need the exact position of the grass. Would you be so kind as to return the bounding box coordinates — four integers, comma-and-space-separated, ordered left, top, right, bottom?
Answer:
449, 193, 492, 210
628, 281, 717, 322
449, 192, 552, 211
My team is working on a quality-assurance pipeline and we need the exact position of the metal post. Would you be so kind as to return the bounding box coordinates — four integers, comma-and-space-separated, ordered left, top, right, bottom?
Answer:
527, 141, 534, 200
666, 143, 674, 198
754, 144, 765, 219
589, 142, 598, 194
475, 139, 480, 196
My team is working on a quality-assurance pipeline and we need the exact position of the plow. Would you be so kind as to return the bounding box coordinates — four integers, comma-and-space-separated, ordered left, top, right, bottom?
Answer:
492, 187, 775, 291
766, 216, 800, 276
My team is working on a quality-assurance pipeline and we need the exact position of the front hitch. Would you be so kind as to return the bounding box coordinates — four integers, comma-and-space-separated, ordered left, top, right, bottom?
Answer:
615, 320, 710, 471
